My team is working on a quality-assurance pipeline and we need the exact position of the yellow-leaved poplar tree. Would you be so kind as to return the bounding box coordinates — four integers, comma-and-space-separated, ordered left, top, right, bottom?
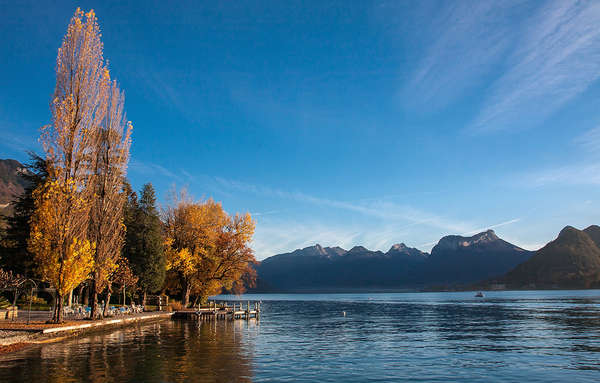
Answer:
30, 8, 117, 322
29, 180, 94, 322
89, 71, 133, 319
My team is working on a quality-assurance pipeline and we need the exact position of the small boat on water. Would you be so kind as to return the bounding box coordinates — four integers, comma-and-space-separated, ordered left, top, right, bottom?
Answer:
475, 291, 484, 298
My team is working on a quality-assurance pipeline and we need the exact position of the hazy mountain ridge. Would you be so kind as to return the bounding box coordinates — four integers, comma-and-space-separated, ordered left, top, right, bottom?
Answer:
0, 159, 28, 206
0, 159, 29, 222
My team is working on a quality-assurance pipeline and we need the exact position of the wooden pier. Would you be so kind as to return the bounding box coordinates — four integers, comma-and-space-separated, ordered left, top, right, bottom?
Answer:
173, 301, 260, 321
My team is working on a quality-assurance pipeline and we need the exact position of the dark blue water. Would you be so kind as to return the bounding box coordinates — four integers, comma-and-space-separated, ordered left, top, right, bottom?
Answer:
1, 291, 600, 382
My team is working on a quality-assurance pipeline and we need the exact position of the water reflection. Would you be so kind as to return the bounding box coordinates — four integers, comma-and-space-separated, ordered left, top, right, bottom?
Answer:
2, 292, 600, 382
0, 320, 256, 383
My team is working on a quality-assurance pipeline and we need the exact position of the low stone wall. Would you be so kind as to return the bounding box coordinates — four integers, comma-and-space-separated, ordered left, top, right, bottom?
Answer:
0, 312, 174, 350
41, 312, 174, 334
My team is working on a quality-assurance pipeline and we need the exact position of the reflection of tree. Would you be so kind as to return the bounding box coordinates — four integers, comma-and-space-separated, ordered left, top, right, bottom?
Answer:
0, 320, 255, 382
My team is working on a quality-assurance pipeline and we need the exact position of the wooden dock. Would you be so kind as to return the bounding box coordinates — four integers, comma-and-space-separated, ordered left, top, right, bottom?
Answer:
173, 301, 260, 321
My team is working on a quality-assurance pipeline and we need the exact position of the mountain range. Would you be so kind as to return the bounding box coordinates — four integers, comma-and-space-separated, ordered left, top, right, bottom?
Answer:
254, 230, 533, 292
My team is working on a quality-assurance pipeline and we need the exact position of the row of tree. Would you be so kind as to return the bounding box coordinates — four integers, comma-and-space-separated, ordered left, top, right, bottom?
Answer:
0, 9, 257, 323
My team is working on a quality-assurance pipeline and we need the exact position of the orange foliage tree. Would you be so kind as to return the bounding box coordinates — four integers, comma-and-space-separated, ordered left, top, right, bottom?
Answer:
164, 191, 256, 306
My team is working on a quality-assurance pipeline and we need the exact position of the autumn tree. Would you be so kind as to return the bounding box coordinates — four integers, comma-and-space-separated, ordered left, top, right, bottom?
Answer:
164, 191, 256, 306
193, 212, 257, 303
88, 74, 132, 319
123, 183, 165, 305
29, 9, 132, 322
29, 9, 109, 323
29, 180, 95, 322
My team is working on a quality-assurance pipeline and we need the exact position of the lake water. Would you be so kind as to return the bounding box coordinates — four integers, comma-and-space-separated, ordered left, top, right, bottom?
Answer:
2, 290, 600, 382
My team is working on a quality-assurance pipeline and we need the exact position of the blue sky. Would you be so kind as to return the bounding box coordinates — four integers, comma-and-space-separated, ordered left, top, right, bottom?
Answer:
2, 1, 600, 259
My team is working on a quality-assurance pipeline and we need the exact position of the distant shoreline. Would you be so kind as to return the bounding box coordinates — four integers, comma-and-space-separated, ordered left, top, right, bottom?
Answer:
241, 287, 600, 294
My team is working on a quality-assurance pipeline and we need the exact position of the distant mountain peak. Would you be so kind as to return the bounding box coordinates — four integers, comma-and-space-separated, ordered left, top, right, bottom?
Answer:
390, 243, 408, 251
558, 225, 578, 236
348, 245, 368, 253
432, 229, 523, 256
288, 244, 350, 258
291, 244, 328, 257
473, 229, 499, 242
325, 246, 347, 256
386, 243, 428, 258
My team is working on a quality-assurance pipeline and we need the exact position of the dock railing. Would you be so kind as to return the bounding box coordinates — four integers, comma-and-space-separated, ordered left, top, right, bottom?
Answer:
174, 300, 260, 320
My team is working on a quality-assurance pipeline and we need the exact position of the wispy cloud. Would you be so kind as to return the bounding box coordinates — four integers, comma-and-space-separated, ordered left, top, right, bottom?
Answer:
514, 123, 600, 188
0, 130, 39, 154
129, 159, 184, 183
403, 2, 516, 111
212, 177, 531, 257
251, 221, 363, 259
574, 126, 600, 153
521, 162, 600, 187
471, 0, 600, 132
462, 218, 521, 236
251, 217, 431, 260
251, 210, 282, 217
124, 168, 528, 258
404, 1, 600, 132
214, 176, 472, 233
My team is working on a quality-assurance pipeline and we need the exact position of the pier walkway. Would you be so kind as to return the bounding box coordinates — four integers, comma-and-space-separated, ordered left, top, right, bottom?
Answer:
173, 301, 260, 321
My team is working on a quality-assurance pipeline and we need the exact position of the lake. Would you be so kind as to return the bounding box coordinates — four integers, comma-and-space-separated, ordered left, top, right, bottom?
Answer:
1, 290, 600, 382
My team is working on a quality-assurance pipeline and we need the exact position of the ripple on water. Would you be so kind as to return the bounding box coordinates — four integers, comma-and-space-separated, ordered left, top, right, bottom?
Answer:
1, 291, 600, 382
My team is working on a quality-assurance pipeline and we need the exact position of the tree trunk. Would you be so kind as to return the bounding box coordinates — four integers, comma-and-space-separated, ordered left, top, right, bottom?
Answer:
192, 295, 199, 308
68, 290, 73, 307
143, 290, 147, 307
82, 285, 89, 306
183, 282, 191, 307
12, 288, 18, 309
90, 277, 99, 319
103, 289, 111, 317
54, 294, 64, 323
78, 284, 84, 306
